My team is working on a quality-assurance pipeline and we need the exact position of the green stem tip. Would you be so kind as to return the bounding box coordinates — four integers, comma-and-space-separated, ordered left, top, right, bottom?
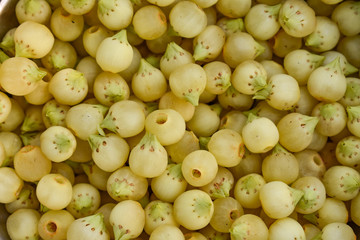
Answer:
347, 106, 360, 122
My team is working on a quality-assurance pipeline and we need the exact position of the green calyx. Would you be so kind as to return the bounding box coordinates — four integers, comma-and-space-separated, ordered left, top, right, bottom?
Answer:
288, 186, 304, 207
223, 85, 239, 98
82, 213, 107, 234
44, 104, 67, 126
88, 134, 105, 151
67, 70, 87, 90
301, 115, 319, 133
253, 83, 272, 100
240, 174, 262, 193
246, 112, 260, 124
73, 194, 93, 214
20, 132, 40, 146
222, 18, 244, 35
230, 222, 249, 240
112, 30, 129, 45
337, 137, 360, 158
0, 32, 15, 56
243, 105, 260, 118
103, 81, 128, 104
99, 112, 117, 134
210, 179, 232, 199
167, 163, 184, 181
340, 172, 360, 194
296, 187, 319, 211
319, 103, 337, 120
268, 3, 282, 17
148, 201, 170, 221
110, 178, 133, 200
347, 106, 360, 123
24, 0, 42, 14
98, 0, 115, 15
113, 224, 131, 240
309, 53, 325, 68
27, 64, 47, 84
67, 0, 88, 9
343, 62, 358, 76
193, 41, 210, 62
92, 104, 109, 116
0, 49, 9, 63
280, 5, 303, 31
21, 115, 44, 133
344, 79, 360, 100
212, 71, 232, 92
184, 91, 201, 106
54, 133, 72, 153
272, 143, 289, 155
17, 187, 32, 202
15, 40, 33, 58
138, 58, 156, 76
50, 52, 68, 72
305, 31, 323, 49
324, 56, 343, 74
138, 132, 162, 151
163, 42, 188, 61
194, 197, 212, 217
254, 40, 265, 59
253, 75, 268, 92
